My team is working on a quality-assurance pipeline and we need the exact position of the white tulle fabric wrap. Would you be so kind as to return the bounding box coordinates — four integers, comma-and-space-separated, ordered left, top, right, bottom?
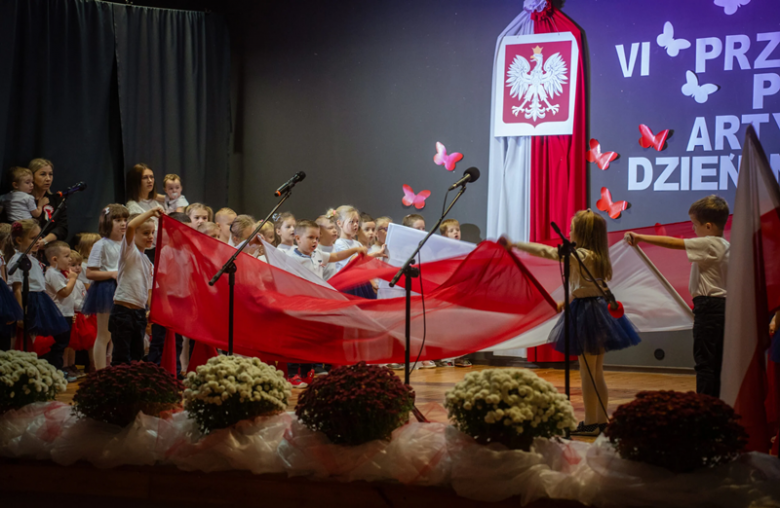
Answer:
1, 401, 778, 505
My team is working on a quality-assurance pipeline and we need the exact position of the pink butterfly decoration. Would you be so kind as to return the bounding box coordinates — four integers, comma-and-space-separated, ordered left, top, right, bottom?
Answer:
638, 124, 670, 151
433, 142, 463, 171
596, 187, 629, 219
402, 184, 431, 210
586, 139, 618, 170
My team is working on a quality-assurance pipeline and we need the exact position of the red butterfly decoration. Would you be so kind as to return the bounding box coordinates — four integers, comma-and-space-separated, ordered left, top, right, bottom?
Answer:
638, 124, 670, 151
433, 142, 463, 171
402, 184, 431, 209
596, 187, 629, 219
654, 223, 668, 236
586, 139, 618, 170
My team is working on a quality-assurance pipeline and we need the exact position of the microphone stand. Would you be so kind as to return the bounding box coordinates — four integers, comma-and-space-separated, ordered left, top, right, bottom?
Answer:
8, 195, 70, 352
209, 190, 292, 355
389, 184, 469, 386
550, 221, 619, 402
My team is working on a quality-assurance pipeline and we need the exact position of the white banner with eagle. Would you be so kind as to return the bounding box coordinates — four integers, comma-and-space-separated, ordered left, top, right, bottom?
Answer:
493, 31, 579, 137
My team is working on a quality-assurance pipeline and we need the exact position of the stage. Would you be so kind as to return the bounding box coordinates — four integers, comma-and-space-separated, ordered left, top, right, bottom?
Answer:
1, 363, 698, 507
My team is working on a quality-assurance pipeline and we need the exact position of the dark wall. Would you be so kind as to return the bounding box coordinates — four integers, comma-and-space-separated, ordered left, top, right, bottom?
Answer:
234, 0, 526, 237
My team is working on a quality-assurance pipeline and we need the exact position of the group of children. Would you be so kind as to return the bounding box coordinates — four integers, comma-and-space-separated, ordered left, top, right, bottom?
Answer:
4, 158, 769, 438
0, 164, 469, 387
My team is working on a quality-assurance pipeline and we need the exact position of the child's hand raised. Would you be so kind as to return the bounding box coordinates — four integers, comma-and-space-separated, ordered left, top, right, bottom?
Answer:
67, 269, 78, 281
368, 244, 388, 259
148, 208, 163, 218
497, 236, 512, 251
355, 245, 368, 255
624, 232, 639, 246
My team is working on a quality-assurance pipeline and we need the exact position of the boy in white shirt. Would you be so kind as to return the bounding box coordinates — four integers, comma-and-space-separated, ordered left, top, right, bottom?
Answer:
44, 241, 78, 372
109, 209, 159, 365
627, 195, 730, 397
284, 220, 366, 384
286, 220, 366, 278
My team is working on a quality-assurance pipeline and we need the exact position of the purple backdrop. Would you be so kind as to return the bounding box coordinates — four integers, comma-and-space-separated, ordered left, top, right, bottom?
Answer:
563, 0, 780, 230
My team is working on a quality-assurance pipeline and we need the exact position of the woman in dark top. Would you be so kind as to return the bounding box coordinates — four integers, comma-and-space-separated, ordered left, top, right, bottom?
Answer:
29, 158, 68, 247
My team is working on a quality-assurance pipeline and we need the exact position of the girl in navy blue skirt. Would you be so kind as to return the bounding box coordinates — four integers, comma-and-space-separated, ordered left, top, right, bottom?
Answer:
8, 220, 69, 350
506, 210, 641, 436
83, 204, 129, 369
0, 223, 22, 350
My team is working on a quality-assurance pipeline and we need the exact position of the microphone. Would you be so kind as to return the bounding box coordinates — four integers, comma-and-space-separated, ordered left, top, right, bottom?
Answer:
550, 221, 565, 239
448, 167, 480, 190
56, 182, 87, 198
274, 171, 306, 197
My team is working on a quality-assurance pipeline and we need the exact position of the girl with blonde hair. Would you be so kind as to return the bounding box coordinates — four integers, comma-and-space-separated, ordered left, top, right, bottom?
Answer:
505, 209, 640, 436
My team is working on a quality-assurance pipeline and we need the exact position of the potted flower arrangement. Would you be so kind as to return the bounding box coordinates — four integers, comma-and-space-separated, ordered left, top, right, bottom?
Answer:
295, 362, 415, 445
183, 355, 291, 434
444, 368, 576, 450
73, 361, 184, 427
605, 390, 747, 473
0, 350, 67, 414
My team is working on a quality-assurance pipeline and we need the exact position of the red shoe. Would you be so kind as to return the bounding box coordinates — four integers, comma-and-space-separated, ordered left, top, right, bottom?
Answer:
287, 374, 308, 388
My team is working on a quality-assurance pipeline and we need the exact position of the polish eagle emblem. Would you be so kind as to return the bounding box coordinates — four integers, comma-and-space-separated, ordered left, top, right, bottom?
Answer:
506, 45, 568, 121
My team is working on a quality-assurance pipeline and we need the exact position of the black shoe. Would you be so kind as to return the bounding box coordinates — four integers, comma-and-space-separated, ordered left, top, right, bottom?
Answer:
454, 358, 472, 367
570, 421, 600, 436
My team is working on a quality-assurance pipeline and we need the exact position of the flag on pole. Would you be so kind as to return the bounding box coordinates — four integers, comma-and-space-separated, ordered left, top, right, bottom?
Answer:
721, 126, 780, 452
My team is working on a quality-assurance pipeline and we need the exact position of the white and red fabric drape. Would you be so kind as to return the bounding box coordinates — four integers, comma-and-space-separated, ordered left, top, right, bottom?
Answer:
721, 126, 780, 453
488, 0, 587, 362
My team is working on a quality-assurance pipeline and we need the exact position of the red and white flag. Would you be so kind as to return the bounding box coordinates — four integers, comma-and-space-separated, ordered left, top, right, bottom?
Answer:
721, 126, 780, 452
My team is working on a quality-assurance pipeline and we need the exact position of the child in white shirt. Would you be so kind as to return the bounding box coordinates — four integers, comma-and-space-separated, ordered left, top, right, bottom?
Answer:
68, 250, 96, 374
109, 209, 159, 365
286, 220, 366, 279
0, 167, 48, 221
284, 219, 366, 384
44, 242, 78, 375
84, 204, 129, 369
8, 220, 69, 355
275, 212, 296, 251
332, 206, 386, 273
627, 195, 730, 397
162, 174, 189, 213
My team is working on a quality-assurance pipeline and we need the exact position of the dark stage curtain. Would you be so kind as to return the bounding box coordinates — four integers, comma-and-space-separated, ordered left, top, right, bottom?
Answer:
0, 0, 232, 236
112, 4, 232, 207
0, 0, 119, 237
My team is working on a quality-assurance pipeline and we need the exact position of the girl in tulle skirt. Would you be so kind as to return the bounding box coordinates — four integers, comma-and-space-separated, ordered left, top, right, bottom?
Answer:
83, 204, 128, 369
505, 210, 641, 436
7, 220, 70, 346
0, 223, 23, 350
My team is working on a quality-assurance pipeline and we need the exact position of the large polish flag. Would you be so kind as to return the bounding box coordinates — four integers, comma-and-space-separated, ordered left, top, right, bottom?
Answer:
721, 126, 780, 452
